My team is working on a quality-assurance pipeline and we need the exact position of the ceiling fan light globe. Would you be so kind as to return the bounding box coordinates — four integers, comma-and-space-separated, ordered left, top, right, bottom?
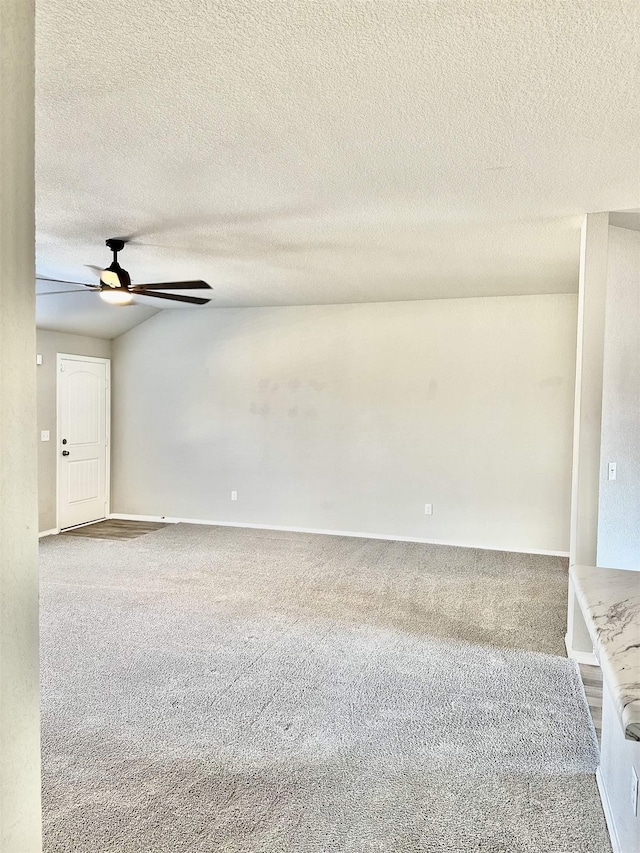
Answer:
99, 288, 133, 305
100, 269, 121, 288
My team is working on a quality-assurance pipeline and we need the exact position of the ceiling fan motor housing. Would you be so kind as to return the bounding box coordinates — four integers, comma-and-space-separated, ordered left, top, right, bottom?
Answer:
102, 261, 131, 289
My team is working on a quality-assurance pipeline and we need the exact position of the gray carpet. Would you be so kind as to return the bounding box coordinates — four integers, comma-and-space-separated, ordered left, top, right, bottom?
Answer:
40, 524, 610, 852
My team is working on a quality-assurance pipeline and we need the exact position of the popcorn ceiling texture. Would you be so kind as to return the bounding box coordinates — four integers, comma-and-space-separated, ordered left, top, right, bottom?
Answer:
40, 524, 610, 852
35, 1, 640, 334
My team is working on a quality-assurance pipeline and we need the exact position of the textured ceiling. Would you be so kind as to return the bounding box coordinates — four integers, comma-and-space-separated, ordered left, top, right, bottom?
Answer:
36, 0, 640, 337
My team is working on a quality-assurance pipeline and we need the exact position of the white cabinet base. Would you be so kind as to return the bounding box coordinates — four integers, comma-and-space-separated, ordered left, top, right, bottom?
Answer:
597, 678, 640, 852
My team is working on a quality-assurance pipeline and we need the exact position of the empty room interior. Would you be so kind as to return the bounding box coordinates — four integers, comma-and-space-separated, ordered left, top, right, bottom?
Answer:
2, 2, 640, 852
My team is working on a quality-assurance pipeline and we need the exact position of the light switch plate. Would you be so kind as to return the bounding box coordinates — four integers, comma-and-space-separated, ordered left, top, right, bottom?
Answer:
36, 353, 43, 365
608, 462, 617, 481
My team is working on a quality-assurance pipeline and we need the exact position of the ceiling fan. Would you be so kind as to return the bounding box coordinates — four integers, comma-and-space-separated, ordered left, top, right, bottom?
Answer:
37, 239, 212, 306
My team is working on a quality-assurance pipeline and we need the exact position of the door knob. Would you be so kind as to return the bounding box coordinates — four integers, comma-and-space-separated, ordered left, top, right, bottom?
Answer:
62, 450, 70, 456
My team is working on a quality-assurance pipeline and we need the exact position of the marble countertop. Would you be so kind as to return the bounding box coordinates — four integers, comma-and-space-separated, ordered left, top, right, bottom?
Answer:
570, 565, 640, 741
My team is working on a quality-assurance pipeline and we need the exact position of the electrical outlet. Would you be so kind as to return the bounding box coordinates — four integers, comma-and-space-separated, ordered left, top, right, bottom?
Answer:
424, 503, 433, 516
631, 767, 638, 817
40, 430, 50, 442
231, 490, 238, 501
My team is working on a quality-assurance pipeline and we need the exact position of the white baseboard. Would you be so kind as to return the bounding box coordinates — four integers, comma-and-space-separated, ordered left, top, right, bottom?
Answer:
565, 633, 599, 666
108, 513, 569, 557
38, 528, 58, 538
596, 768, 623, 853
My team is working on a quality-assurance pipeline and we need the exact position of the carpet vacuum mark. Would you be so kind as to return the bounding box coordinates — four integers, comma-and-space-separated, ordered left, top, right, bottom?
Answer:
40, 524, 610, 852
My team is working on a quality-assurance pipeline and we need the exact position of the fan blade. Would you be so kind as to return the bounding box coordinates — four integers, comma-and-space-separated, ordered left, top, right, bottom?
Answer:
36, 276, 100, 288
131, 280, 211, 291
37, 289, 98, 296
134, 290, 211, 305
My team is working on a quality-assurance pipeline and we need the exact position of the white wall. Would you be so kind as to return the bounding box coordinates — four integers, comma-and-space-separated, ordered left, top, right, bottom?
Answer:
597, 226, 640, 571
0, 0, 42, 849
36, 330, 112, 532
113, 294, 577, 553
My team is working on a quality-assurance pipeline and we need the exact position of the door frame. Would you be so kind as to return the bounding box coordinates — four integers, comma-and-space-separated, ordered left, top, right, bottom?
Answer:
56, 353, 111, 531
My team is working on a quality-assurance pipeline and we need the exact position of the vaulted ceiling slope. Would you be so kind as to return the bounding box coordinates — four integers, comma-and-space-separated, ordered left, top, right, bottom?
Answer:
36, 0, 640, 333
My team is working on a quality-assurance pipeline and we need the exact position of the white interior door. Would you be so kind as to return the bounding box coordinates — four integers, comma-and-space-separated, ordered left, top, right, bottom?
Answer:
57, 355, 110, 530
